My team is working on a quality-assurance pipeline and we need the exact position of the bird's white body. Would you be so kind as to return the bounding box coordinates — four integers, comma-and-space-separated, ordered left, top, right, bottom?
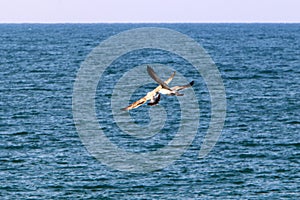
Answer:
121, 66, 193, 111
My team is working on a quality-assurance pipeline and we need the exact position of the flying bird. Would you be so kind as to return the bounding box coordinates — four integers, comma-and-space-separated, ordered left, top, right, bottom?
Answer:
147, 66, 194, 96
121, 66, 194, 111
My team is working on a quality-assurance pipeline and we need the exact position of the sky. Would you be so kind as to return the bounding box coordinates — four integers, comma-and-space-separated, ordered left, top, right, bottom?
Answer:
0, 0, 299, 23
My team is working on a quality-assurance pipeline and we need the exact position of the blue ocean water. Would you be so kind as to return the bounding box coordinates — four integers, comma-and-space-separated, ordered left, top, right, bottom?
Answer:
0, 24, 299, 199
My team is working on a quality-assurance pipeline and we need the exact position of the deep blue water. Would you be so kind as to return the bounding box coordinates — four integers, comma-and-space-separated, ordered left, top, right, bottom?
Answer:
0, 24, 299, 199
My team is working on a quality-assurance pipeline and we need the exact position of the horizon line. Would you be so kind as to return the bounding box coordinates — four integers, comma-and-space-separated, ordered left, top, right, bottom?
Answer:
0, 21, 300, 24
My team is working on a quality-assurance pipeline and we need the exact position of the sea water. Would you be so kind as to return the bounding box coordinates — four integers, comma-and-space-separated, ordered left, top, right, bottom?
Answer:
0, 24, 299, 199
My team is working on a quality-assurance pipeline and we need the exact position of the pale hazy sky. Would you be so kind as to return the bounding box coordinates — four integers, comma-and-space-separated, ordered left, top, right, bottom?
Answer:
0, 0, 299, 23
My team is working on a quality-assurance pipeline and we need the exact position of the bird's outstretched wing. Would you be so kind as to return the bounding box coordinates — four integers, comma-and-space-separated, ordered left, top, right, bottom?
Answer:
121, 96, 148, 111
121, 70, 176, 111
171, 81, 194, 91
147, 66, 173, 91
